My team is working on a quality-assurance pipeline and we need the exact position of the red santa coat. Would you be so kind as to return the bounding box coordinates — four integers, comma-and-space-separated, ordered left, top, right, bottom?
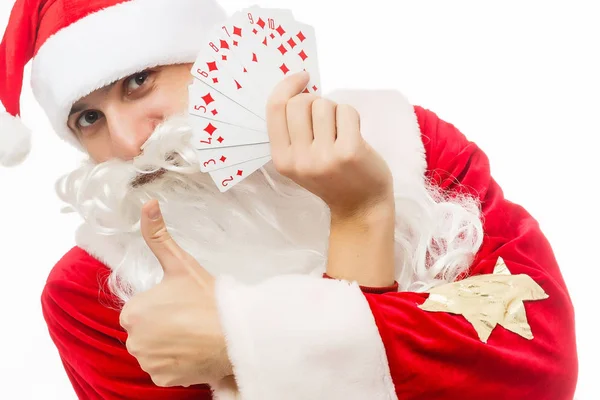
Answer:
41, 91, 578, 400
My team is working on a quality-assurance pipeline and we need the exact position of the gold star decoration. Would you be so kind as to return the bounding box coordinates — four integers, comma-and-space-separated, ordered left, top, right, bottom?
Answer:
418, 257, 549, 343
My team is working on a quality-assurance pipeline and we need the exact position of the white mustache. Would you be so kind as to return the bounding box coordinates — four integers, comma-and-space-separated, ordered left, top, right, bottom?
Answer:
55, 114, 209, 233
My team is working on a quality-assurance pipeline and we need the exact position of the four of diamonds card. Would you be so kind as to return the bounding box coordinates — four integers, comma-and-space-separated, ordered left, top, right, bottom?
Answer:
187, 5, 321, 192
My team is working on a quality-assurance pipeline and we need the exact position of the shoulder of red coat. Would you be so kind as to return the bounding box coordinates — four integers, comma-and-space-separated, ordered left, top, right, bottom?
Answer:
45, 246, 112, 292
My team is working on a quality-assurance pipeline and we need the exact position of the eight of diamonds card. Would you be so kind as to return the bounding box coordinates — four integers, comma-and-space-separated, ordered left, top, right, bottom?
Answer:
188, 5, 321, 192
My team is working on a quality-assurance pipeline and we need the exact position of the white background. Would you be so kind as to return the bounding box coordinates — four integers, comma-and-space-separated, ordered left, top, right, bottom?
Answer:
1, 0, 598, 398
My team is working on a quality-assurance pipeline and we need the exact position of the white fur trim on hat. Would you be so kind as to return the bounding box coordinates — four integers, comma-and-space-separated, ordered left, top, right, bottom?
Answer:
0, 101, 32, 167
30, 0, 226, 151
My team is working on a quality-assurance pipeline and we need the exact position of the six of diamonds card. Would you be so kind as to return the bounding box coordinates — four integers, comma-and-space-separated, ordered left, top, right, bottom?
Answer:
187, 5, 320, 192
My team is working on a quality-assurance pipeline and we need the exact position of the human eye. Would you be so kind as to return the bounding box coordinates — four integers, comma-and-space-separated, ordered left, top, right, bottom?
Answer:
124, 70, 153, 95
77, 110, 103, 129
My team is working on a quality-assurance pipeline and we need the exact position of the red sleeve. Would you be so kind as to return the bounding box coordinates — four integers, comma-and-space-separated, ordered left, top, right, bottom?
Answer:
41, 247, 213, 400
362, 106, 578, 399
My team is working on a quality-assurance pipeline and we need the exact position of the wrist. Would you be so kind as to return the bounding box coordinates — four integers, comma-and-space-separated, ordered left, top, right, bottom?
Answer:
330, 196, 395, 228
327, 198, 396, 287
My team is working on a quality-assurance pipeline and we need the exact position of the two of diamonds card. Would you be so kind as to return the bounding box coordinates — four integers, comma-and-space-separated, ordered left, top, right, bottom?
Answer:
187, 5, 321, 192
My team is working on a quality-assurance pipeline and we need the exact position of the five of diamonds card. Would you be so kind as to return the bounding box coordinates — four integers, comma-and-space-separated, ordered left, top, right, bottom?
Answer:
187, 5, 320, 192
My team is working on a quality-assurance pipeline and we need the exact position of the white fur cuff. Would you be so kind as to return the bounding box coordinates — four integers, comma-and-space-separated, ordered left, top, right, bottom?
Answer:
213, 274, 397, 400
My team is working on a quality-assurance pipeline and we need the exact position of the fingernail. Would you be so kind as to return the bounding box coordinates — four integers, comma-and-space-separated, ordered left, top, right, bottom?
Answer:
148, 204, 161, 221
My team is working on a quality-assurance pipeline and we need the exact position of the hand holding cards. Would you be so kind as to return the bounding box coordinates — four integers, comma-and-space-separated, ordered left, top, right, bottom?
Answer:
266, 72, 395, 221
188, 5, 320, 192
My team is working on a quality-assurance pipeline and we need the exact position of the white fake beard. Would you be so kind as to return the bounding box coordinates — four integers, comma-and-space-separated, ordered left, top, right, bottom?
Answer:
56, 114, 484, 304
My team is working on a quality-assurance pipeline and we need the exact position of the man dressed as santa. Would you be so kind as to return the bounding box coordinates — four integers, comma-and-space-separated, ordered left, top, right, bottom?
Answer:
1, 0, 578, 399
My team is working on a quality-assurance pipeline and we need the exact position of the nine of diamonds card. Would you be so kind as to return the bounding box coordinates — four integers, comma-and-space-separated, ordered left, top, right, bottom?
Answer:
187, 5, 320, 192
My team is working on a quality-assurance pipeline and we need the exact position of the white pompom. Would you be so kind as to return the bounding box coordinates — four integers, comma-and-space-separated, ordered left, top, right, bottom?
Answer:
0, 111, 32, 167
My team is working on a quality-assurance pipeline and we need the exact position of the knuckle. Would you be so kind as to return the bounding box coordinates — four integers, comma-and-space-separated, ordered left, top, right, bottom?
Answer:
272, 154, 293, 176
287, 93, 318, 112
294, 157, 315, 177
125, 338, 139, 357
337, 147, 361, 165
151, 375, 169, 388
294, 152, 337, 178
153, 369, 181, 387
318, 156, 337, 175
119, 306, 132, 329
149, 224, 171, 243
312, 98, 336, 116
120, 301, 144, 330
267, 98, 287, 115
336, 103, 358, 117
119, 315, 129, 330
309, 164, 330, 178
337, 103, 361, 129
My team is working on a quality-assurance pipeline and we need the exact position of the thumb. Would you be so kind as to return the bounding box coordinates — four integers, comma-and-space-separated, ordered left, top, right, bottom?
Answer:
141, 200, 213, 285
141, 199, 188, 275
270, 70, 311, 104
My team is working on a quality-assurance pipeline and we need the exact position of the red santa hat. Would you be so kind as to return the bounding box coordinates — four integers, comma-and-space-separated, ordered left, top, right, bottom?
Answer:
0, 0, 226, 167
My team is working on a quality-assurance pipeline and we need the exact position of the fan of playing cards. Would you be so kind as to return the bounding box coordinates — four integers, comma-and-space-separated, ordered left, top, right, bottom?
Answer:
187, 5, 320, 192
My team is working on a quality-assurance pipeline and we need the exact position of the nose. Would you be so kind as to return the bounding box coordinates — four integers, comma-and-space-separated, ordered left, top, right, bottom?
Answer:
106, 108, 162, 160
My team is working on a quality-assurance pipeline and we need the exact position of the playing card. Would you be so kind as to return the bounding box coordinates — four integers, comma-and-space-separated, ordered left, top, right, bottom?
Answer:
242, 5, 295, 35
191, 41, 259, 117
209, 155, 271, 192
207, 19, 258, 104
189, 117, 269, 150
204, 23, 249, 84
243, 6, 320, 96
187, 6, 322, 192
227, 8, 306, 110
188, 79, 267, 132
194, 142, 271, 172
214, 6, 295, 97
267, 18, 321, 95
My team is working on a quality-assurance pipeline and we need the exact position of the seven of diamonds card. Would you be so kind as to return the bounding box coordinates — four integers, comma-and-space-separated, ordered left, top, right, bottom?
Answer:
188, 5, 320, 192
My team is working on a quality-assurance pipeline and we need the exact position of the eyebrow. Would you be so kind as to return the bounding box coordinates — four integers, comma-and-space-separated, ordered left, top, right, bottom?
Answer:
68, 81, 119, 116
69, 103, 87, 117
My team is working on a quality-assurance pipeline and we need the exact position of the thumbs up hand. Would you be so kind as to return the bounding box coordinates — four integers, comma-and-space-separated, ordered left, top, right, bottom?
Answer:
119, 200, 233, 388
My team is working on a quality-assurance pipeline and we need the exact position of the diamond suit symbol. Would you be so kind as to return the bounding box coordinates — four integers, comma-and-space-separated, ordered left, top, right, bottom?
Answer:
201, 93, 215, 105
207, 61, 218, 71
204, 123, 217, 135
